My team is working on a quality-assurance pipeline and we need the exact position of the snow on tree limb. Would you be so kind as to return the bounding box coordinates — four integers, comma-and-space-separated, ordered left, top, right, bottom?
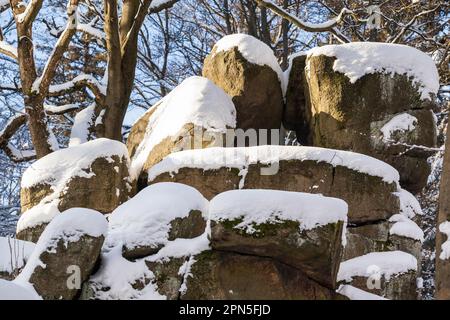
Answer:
0, 114, 35, 162
32, 0, 80, 95
44, 103, 80, 115
252, 0, 352, 33
148, 0, 180, 14
0, 41, 18, 60
15, 0, 44, 28
48, 74, 106, 101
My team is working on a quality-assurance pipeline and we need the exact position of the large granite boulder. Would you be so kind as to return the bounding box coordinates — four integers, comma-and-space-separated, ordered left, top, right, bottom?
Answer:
338, 251, 418, 300
148, 146, 401, 224
0, 237, 35, 280
203, 34, 284, 131
181, 250, 341, 300
209, 189, 347, 288
105, 182, 208, 260
285, 43, 439, 192
127, 76, 236, 188
17, 138, 130, 242
14, 208, 107, 300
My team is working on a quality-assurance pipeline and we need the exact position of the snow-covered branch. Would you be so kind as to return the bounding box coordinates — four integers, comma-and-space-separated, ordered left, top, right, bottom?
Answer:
252, 0, 352, 33
149, 0, 180, 14
389, 5, 442, 44
44, 103, 80, 115
0, 41, 18, 60
77, 22, 105, 40
16, 0, 44, 28
48, 74, 106, 101
32, 0, 79, 94
0, 114, 35, 162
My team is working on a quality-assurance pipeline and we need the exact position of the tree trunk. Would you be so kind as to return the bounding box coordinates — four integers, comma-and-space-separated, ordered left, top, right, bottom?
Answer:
436, 125, 450, 299
14, 7, 53, 158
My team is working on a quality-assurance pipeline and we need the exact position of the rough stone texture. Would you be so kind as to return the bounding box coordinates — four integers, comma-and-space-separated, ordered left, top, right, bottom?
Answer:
203, 47, 283, 131
211, 219, 344, 288
122, 210, 207, 260
340, 271, 418, 300
150, 159, 399, 224
436, 128, 450, 300
145, 257, 186, 300
182, 251, 341, 300
18, 153, 130, 243
343, 222, 390, 261
288, 54, 437, 192
28, 234, 104, 300
20, 155, 130, 214
16, 224, 47, 244
387, 234, 422, 273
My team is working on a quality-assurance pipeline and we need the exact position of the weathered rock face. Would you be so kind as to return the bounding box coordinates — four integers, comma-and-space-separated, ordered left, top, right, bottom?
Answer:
16, 208, 107, 300
105, 183, 208, 261
338, 251, 419, 300
148, 147, 400, 225
203, 40, 283, 131
343, 215, 423, 267
17, 139, 130, 243
285, 47, 438, 192
343, 222, 390, 261
181, 251, 341, 300
341, 272, 418, 300
211, 219, 344, 289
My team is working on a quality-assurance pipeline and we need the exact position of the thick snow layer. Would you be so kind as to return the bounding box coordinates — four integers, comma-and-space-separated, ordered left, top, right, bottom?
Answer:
0, 279, 41, 300
307, 42, 440, 100
22, 138, 129, 189
395, 189, 423, 219
0, 237, 35, 274
69, 103, 95, 147
380, 113, 418, 142
88, 245, 164, 300
16, 208, 108, 285
106, 182, 209, 251
16, 201, 60, 234
439, 221, 450, 260
209, 189, 348, 232
338, 251, 417, 282
389, 214, 424, 242
212, 34, 285, 89
89, 233, 210, 300
337, 284, 387, 300
148, 145, 400, 185
129, 76, 236, 180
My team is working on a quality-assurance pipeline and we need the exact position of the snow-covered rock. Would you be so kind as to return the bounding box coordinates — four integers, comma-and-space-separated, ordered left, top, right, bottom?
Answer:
203, 34, 284, 131
15, 208, 107, 300
106, 182, 209, 259
0, 279, 41, 300
307, 42, 439, 101
338, 251, 418, 300
209, 189, 347, 288
336, 284, 387, 300
148, 145, 401, 224
127, 76, 236, 182
285, 42, 438, 192
17, 138, 131, 242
